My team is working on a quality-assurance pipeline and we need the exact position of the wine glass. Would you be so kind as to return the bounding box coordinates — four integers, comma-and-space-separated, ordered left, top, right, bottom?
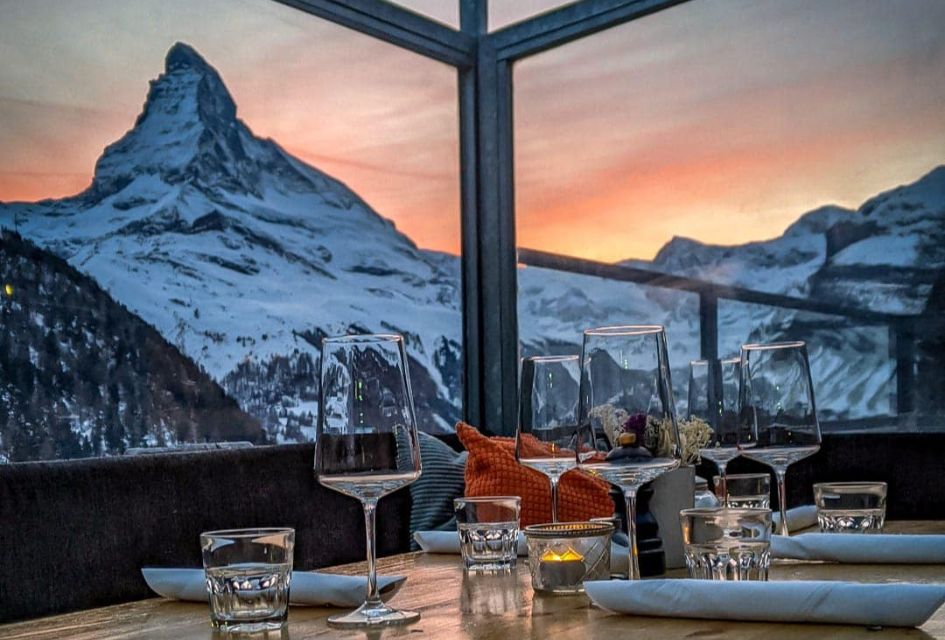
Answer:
737, 341, 821, 536
576, 325, 682, 580
516, 355, 580, 522
315, 334, 422, 628
688, 358, 742, 505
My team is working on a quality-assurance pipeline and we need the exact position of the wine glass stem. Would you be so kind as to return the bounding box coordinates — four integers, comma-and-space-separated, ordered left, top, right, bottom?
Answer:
775, 468, 789, 536
624, 488, 640, 581
363, 501, 382, 606
717, 462, 729, 508
549, 476, 560, 523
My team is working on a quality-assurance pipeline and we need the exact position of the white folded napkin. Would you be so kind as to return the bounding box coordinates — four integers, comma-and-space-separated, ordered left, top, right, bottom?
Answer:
141, 568, 405, 608
413, 530, 630, 574
772, 505, 818, 532
584, 579, 945, 627
772, 533, 945, 564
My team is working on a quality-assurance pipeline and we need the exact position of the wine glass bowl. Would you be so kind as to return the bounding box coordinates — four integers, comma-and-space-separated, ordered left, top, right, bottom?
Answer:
737, 341, 821, 536
516, 355, 581, 522
576, 325, 682, 580
315, 334, 422, 628
689, 357, 742, 505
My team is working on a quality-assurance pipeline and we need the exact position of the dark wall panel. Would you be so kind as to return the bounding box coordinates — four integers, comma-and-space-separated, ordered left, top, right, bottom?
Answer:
0, 444, 411, 623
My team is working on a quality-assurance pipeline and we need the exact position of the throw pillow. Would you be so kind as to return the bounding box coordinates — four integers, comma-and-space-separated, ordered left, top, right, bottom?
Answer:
406, 432, 467, 547
457, 422, 612, 526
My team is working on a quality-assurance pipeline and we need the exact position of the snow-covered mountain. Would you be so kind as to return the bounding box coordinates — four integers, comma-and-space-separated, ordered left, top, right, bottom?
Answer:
0, 43, 461, 438
519, 169, 945, 420
2, 42, 941, 437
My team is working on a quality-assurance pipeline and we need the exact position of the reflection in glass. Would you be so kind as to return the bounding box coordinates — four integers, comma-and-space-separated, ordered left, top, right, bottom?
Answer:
516, 355, 580, 522
576, 325, 682, 580
689, 357, 742, 505
738, 341, 822, 536
315, 334, 421, 628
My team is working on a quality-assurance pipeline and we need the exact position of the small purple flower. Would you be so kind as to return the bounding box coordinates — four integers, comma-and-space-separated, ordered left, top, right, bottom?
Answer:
619, 412, 647, 445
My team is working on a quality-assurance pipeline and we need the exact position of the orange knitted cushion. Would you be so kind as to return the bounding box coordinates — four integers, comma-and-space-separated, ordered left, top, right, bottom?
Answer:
456, 422, 613, 527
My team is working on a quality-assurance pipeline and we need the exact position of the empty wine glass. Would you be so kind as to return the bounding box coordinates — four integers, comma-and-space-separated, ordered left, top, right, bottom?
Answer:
576, 325, 682, 580
516, 355, 580, 522
315, 334, 422, 628
689, 358, 742, 505
737, 341, 821, 536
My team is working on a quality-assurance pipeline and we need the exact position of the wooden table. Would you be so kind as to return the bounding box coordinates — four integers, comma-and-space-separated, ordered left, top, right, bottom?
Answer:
3, 521, 944, 639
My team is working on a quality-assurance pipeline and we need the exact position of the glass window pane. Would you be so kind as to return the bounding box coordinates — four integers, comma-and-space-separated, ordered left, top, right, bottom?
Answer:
514, 0, 945, 431
0, 0, 462, 462
519, 266, 699, 417
718, 301, 895, 426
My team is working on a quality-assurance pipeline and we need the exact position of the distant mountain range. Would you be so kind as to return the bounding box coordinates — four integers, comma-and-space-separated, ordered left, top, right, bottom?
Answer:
1, 43, 942, 457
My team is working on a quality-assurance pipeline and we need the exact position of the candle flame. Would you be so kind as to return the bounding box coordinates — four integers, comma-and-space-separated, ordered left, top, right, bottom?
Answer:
539, 547, 584, 562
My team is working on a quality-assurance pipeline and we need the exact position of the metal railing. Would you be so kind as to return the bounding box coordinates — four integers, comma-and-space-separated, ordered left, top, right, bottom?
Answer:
517, 248, 926, 420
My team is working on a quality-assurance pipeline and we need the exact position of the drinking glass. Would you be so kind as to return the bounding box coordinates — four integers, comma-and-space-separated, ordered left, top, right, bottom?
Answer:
454, 496, 521, 571
200, 528, 295, 632
576, 325, 682, 580
315, 334, 422, 628
713, 473, 770, 508
516, 355, 580, 522
737, 341, 821, 536
814, 481, 887, 533
680, 508, 772, 581
688, 358, 741, 505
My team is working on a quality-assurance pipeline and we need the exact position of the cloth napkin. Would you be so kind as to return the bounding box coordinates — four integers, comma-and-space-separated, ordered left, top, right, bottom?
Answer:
141, 568, 405, 607
772, 505, 818, 532
584, 579, 945, 627
413, 530, 629, 573
772, 533, 945, 564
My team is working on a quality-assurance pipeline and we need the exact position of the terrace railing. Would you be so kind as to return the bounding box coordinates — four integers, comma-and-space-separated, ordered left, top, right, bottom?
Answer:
517, 248, 935, 430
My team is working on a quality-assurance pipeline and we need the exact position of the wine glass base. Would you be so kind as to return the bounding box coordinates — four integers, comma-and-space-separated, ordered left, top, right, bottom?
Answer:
327, 602, 421, 628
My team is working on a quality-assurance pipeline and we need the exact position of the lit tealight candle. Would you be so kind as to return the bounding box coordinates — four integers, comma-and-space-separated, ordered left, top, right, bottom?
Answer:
537, 547, 585, 589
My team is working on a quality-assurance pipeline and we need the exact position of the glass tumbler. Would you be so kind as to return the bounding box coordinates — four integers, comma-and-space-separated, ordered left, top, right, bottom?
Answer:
200, 527, 295, 632
680, 508, 772, 581
814, 482, 887, 533
454, 496, 521, 572
713, 473, 770, 509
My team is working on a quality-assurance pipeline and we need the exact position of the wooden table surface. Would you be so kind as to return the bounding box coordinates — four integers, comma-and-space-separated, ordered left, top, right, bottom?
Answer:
3, 521, 945, 639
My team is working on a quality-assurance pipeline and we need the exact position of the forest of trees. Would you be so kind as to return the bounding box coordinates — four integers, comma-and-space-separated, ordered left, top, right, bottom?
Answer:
0, 230, 264, 463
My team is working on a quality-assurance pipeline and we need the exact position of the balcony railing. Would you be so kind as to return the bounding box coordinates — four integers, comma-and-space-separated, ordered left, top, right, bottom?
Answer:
517, 248, 940, 431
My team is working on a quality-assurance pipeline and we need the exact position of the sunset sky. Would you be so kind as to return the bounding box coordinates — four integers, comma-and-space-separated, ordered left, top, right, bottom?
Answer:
1, 0, 943, 261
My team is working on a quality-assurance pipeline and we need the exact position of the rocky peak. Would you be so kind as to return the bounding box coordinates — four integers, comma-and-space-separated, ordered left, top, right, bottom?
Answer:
84, 42, 251, 201
165, 41, 212, 73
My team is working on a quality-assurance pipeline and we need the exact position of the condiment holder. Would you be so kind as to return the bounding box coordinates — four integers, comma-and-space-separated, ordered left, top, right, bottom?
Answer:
523, 522, 613, 594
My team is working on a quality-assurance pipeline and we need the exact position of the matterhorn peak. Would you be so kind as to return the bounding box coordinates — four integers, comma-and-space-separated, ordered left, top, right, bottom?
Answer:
165, 41, 212, 73
77, 42, 369, 212
85, 42, 252, 200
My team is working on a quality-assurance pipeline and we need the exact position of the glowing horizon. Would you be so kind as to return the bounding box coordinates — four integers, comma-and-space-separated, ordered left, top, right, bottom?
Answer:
1, 0, 944, 262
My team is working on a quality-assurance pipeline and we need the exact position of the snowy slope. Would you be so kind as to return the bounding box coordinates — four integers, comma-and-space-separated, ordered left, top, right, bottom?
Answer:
0, 43, 461, 436
1, 43, 941, 433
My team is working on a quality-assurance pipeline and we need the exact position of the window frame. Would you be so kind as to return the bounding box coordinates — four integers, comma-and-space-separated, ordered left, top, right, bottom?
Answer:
11, 0, 929, 449
269, 0, 691, 438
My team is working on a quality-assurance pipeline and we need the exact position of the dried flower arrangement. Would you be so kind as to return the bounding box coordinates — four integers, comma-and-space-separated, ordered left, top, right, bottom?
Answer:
588, 404, 712, 465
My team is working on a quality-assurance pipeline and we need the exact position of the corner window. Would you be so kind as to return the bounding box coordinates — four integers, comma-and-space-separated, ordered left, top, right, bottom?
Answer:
514, 0, 945, 430
0, 0, 462, 462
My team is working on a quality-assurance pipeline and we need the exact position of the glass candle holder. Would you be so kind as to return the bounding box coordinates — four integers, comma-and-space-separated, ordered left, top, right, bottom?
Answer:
523, 521, 613, 594
814, 481, 887, 533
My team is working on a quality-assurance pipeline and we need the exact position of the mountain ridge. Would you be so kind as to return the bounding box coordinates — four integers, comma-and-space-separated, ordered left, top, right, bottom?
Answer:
2, 42, 942, 441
